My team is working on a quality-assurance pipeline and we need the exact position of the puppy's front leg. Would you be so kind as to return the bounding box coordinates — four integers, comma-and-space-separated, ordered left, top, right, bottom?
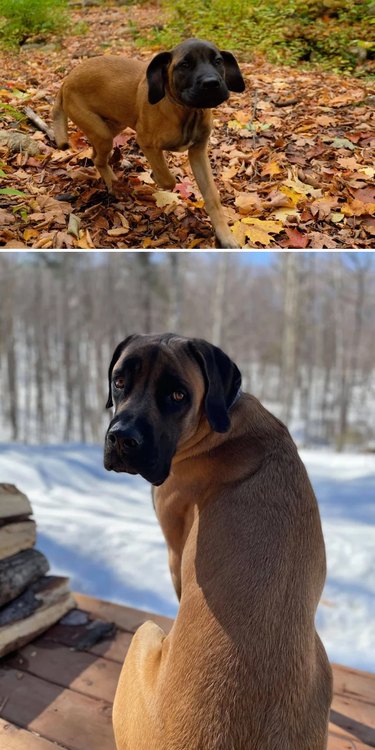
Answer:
188, 141, 239, 249
140, 145, 176, 190
113, 620, 166, 750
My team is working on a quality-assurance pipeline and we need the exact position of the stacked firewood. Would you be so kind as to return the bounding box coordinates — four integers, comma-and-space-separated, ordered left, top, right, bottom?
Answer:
0, 483, 75, 657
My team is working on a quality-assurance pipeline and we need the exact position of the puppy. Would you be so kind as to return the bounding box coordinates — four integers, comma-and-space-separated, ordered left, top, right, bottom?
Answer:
52, 39, 245, 248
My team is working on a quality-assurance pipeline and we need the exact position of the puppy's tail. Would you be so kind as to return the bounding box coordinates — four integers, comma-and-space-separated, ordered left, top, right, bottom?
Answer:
52, 87, 69, 149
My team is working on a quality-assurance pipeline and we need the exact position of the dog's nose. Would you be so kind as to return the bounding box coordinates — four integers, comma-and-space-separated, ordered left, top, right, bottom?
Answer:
107, 426, 143, 451
201, 77, 221, 89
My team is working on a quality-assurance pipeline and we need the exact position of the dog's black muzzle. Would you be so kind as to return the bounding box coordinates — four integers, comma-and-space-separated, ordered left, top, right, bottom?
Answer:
104, 418, 172, 486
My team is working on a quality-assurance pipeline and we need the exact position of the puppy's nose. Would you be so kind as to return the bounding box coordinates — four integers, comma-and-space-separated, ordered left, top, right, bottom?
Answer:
107, 426, 143, 451
202, 77, 221, 89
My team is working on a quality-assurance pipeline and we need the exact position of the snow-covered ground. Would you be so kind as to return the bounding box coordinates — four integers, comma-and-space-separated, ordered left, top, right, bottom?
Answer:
0, 444, 374, 672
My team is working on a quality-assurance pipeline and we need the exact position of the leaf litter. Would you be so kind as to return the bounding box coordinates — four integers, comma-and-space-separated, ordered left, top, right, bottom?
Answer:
0, 1, 374, 249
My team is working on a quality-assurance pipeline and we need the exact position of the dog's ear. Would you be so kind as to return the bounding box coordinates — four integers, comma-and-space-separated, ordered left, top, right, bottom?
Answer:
106, 335, 136, 408
220, 51, 245, 93
188, 339, 242, 433
146, 51, 172, 104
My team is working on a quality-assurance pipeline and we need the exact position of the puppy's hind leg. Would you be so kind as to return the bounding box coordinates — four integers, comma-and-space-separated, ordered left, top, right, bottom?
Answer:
66, 97, 118, 192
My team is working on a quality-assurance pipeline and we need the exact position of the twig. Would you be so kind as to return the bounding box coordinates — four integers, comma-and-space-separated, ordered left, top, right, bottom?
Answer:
250, 89, 258, 149
24, 106, 55, 143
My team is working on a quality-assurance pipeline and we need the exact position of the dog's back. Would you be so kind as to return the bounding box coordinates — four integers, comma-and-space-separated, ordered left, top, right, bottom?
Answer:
151, 394, 333, 749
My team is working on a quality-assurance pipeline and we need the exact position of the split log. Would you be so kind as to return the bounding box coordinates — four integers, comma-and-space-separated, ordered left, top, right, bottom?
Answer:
0, 577, 75, 657
0, 484, 32, 520
0, 549, 49, 607
0, 519, 36, 561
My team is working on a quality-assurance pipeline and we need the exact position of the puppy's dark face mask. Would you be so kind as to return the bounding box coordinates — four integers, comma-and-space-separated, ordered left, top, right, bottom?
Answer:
146, 38, 245, 109
104, 333, 241, 486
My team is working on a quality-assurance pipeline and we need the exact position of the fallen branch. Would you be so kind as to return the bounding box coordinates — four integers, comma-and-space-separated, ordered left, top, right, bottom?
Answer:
24, 105, 55, 143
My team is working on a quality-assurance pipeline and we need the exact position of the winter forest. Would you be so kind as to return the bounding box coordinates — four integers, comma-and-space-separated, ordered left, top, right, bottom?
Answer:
0, 251, 374, 451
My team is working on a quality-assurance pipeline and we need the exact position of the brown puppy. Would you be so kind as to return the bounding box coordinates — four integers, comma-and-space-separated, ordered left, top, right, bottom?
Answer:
52, 39, 245, 248
104, 333, 333, 750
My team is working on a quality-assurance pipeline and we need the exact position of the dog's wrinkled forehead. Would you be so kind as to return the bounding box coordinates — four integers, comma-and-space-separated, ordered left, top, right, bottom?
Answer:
171, 38, 220, 65
112, 333, 196, 383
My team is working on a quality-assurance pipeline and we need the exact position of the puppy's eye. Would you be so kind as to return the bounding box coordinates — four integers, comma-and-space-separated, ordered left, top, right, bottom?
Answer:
114, 377, 125, 389
180, 60, 191, 69
171, 391, 186, 402
214, 57, 223, 66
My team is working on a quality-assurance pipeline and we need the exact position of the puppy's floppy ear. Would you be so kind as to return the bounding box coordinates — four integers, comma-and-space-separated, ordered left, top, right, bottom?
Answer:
106, 335, 136, 409
220, 51, 245, 92
188, 339, 242, 433
146, 51, 172, 104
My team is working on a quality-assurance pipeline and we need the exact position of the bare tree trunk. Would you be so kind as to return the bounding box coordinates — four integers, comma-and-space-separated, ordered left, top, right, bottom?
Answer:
281, 254, 300, 424
168, 254, 182, 332
211, 254, 228, 347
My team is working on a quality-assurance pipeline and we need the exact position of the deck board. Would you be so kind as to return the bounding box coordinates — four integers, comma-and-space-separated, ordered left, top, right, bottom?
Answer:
0, 594, 374, 750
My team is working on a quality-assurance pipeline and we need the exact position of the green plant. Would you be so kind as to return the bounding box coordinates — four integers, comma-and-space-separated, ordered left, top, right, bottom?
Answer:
140, 0, 373, 75
0, 0, 68, 46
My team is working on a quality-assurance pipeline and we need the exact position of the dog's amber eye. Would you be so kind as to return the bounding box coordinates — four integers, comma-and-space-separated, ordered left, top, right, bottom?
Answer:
171, 391, 185, 402
114, 377, 125, 389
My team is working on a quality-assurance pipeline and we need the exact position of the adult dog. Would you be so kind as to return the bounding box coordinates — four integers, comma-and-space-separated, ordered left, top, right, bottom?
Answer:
104, 333, 332, 750
52, 39, 245, 248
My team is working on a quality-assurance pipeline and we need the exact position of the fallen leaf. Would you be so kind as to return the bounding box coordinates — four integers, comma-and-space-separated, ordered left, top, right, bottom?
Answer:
331, 137, 356, 151
235, 192, 262, 214
108, 226, 130, 236
331, 212, 345, 223
341, 200, 375, 217
154, 190, 180, 208
67, 213, 81, 238
232, 217, 283, 246
316, 114, 335, 127
261, 160, 282, 177
138, 171, 155, 185
283, 228, 308, 248
284, 174, 322, 198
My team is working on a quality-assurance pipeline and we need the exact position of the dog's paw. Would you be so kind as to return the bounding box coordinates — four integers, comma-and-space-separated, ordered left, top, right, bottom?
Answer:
215, 232, 240, 249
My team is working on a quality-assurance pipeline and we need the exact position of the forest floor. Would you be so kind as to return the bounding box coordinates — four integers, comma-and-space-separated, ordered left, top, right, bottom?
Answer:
0, 1, 374, 249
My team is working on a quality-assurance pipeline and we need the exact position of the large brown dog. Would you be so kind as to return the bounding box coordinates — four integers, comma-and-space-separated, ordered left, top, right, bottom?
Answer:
104, 333, 332, 750
52, 39, 245, 248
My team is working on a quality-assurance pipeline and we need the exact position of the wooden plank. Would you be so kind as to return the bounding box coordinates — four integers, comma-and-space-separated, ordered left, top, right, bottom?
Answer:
333, 663, 375, 705
0, 667, 115, 750
0, 486, 32, 520
42, 619, 132, 663
0, 718, 66, 750
0, 520, 36, 561
74, 592, 173, 634
328, 732, 372, 750
7, 640, 120, 702
330, 693, 375, 747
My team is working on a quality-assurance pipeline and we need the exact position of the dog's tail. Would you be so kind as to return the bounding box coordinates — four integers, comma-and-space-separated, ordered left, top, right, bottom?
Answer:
52, 87, 69, 149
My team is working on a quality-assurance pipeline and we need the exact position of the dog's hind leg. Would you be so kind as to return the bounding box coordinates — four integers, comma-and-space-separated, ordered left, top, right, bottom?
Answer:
113, 620, 166, 750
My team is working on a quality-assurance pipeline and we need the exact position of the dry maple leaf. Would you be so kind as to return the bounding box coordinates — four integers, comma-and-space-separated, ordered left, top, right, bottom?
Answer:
232, 218, 283, 247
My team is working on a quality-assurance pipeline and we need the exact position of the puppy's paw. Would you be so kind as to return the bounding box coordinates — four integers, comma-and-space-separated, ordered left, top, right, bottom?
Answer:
152, 171, 176, 191
215, 232, 240, 249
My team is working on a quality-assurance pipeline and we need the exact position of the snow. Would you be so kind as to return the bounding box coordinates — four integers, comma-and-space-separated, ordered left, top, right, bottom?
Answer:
0, 443, 374, 672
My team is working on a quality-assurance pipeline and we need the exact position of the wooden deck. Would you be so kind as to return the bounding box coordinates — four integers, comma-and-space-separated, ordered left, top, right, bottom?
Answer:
0, 593, 374, 750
